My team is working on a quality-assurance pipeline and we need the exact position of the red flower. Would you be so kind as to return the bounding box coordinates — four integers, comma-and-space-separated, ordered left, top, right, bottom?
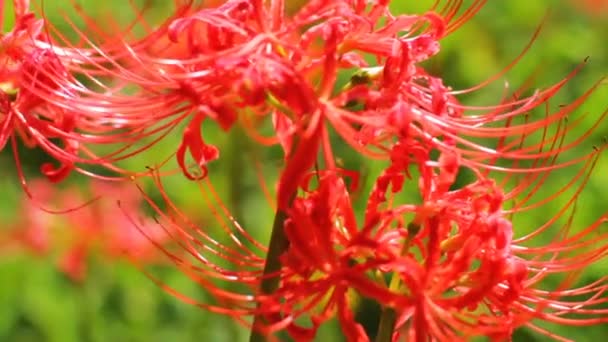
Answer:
13, 0, 484, 182
0, 1, 197, 182
7, 179, 171, 282
0, 5, 81, 184
13, 0, 594, 194
133, 109, 608, 340
273, 137, 607, 341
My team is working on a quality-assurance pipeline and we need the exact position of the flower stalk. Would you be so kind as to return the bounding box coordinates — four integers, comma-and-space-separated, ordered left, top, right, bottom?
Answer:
249, 205, 291, 342
375, 307, 397, 342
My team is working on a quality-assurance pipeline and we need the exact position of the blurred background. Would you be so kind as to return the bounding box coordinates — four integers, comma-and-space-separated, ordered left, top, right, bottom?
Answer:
1, 1, 607, 341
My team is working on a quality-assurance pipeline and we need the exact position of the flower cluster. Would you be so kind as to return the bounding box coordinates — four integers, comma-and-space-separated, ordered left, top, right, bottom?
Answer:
3, 179, 170, 282
2, 0, 608, 341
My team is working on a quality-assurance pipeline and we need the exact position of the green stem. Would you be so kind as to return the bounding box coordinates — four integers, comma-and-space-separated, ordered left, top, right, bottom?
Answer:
375, 307, 397, 342
374, 272, 401, 342
375, 228, 417, 342
247, 105, 321, 341
249, 206, 290, 342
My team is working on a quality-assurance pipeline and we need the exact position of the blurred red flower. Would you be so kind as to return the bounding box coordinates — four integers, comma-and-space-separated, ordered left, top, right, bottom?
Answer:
8, 179, 170, 282
574, 0, 608, 16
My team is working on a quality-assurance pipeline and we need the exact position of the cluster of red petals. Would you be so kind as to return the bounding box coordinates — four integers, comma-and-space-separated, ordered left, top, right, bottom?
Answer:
4, 179, 170, 282
140, 126, 608, 341
0, 0, 204, 184
272, 143, 608, 341
0, 1, 81, 183
5, 0, 597, 182
2, 0, 491, 181
3, 0, 608, 341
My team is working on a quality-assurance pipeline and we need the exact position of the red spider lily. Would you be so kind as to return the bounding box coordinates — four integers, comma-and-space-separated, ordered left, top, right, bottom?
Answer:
11, 0, 234, 181
6, 179, 170, 282
16, 0, 493, 182
1, 0, 172, 184
131, 125, 608, 342
0, 2, 80, 183
269, 140, 608, 341
1, 0, 202, 184
16, 0, 598, 193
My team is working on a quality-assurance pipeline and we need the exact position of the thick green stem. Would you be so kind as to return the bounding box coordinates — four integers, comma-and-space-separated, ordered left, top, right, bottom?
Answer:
249, 207, 290, 342
375, 308, 397, 342
374, 272, 401, 342
375, 228, 417, 342
247, 108, 321, 341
